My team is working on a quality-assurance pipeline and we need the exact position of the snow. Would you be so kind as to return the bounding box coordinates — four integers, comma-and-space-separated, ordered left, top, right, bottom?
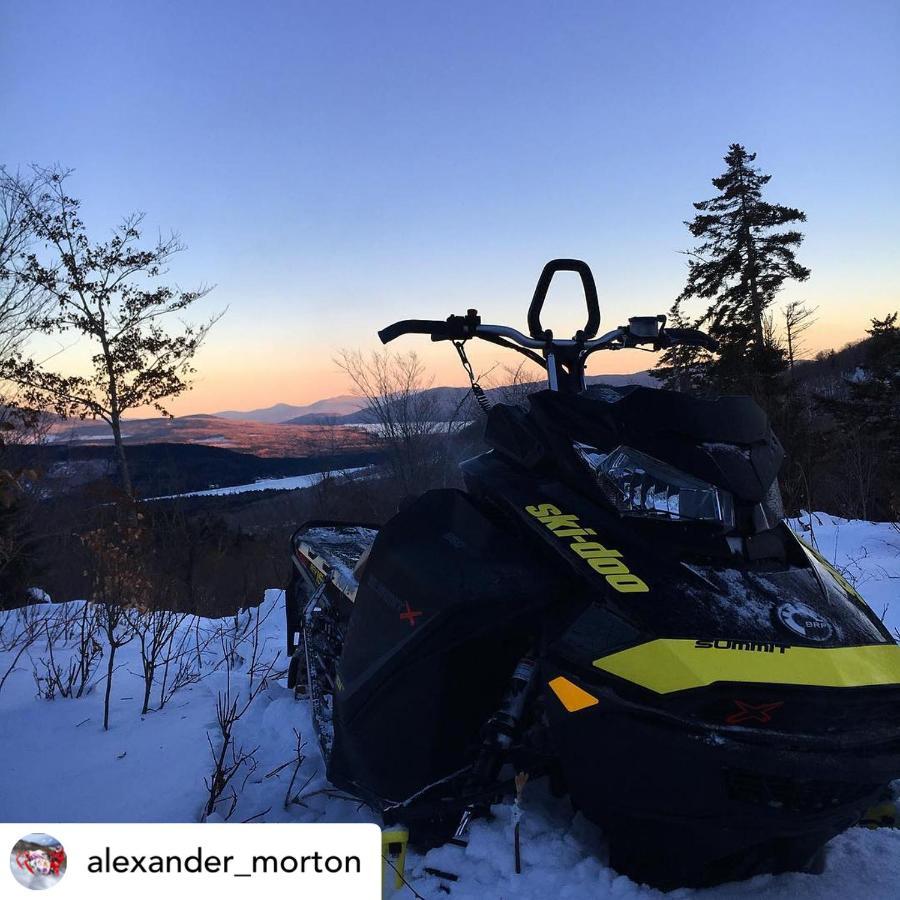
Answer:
148, 465, 373, 500
1, 513, 899, 898
788, 512, 900, 635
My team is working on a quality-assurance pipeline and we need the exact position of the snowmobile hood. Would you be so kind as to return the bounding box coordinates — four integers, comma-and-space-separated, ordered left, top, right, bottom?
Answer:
525, 385, 784, 504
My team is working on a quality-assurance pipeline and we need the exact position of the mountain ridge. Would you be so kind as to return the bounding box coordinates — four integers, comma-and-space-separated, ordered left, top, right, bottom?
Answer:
281, 370, 660, 424
214, 395, 364, 424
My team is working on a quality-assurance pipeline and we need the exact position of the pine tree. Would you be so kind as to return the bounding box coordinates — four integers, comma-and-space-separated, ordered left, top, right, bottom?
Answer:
657, 144, 810, 404
817, 313, 900, 519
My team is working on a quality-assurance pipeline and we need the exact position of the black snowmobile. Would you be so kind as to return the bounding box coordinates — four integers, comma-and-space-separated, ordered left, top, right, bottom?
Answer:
286, 259, 900, 889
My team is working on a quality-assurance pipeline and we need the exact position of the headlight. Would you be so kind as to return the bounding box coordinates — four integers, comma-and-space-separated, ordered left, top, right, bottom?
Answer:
573, 443, 735, 527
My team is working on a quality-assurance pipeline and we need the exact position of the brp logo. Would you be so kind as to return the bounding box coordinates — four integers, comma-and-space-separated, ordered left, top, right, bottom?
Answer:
776, 601, 833, 642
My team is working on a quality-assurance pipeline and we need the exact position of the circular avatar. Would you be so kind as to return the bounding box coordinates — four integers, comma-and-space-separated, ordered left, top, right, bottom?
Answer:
10, 834, 67, 891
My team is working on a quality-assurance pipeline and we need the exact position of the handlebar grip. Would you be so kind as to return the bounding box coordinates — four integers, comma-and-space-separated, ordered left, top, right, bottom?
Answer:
527, 259, 601, 340
661, 328, 719, 352
378, 319, 452, 344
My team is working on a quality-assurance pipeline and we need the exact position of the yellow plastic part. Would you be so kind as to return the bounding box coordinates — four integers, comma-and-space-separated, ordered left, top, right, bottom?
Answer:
861, 800, 899, 829
548, 675, 600, 712
381, 827, 409, 892
593, 640, 900, 694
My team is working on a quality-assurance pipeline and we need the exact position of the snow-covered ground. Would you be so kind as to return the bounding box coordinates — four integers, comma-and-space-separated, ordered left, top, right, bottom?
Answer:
788, 513, 900, 635
1, 514, 898, 898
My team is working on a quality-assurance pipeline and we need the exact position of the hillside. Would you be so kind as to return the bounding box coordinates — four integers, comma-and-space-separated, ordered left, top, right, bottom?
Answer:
46, 414, 372, 457
31, 442, 381, 498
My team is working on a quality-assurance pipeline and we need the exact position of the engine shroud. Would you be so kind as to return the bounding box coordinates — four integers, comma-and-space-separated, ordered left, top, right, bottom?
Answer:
328, 489, 561, 806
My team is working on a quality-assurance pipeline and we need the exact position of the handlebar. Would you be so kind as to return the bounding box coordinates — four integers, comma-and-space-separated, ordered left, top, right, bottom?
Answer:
527, 259, 601, 339
379, 315, 718, 354
376, 260, 717, 382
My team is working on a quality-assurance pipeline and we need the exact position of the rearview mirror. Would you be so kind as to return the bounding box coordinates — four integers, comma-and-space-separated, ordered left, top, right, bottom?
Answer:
627, 315, 665, 339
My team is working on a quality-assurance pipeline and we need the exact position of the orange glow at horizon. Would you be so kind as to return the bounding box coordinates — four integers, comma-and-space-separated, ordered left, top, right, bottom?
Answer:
138, 311, 885, 420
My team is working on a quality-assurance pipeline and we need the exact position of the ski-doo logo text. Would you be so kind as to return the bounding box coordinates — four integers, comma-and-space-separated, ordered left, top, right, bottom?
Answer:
525, 503, 649, 593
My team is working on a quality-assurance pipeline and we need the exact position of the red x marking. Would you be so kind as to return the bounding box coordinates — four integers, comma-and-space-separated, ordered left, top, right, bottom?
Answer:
725, 700, 784, 725
399, 601, 423, 627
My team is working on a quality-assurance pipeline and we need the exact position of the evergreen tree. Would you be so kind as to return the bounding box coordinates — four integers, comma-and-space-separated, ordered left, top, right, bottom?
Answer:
817, 313, 900, 519
657, 144, 810, 404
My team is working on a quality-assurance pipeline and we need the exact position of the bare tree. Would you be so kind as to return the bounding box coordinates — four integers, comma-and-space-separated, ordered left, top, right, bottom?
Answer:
783, 301, 818, 371
0, 167, 50, 367
335, 349, 445, 495
6, 167, 220, 497
488, 360, 543, 408
0, 169, 53, 601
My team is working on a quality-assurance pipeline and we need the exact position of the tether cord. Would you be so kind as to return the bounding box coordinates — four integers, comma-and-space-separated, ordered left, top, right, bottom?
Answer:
453, 340, 492, 414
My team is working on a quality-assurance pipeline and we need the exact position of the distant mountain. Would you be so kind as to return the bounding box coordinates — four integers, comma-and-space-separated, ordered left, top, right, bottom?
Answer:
282, 386, 471, 425
41, 371, 659, 449
214, 395, 364, 424
281, 371, 659, 425
585, 371, 659, 389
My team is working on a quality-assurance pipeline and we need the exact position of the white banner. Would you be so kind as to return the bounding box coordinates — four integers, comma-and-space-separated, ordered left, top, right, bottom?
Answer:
3, 823, 381, 898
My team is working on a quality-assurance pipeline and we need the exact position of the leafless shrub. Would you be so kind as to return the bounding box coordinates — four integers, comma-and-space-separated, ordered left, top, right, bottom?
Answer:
156, 618, 210, 709
81, 522, 156, 730
128, 603, 186, 715
31, 603, 102, 700
201, 654, 278, 820
0, 603, 49, 697
283, 728, 312, 809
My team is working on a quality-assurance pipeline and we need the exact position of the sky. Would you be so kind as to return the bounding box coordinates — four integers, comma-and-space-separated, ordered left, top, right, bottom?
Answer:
2, 0, 898, 416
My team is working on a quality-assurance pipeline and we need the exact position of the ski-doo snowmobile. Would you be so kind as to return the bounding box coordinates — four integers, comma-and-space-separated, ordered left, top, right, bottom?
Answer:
286, 259, 900, 889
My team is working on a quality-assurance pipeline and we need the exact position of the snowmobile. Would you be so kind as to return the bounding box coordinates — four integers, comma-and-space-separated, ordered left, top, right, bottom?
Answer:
285, 259, 900, 889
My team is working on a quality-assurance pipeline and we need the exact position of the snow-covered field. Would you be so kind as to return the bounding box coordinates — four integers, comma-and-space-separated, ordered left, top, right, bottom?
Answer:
1, 514, 898, 898
149, 465, 373, 499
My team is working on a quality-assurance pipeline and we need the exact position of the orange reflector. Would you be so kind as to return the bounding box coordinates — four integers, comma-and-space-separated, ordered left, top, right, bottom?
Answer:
548, 676, 599, 713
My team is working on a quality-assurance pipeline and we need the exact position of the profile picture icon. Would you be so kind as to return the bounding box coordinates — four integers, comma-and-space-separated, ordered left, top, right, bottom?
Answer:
10, 834, 66, 890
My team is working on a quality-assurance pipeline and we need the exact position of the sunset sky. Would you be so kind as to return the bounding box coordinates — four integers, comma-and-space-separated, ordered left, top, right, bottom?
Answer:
3, 0, 898, 417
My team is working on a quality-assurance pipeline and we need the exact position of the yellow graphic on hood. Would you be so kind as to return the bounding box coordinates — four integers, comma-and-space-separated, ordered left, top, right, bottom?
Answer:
593, 639, 900, 694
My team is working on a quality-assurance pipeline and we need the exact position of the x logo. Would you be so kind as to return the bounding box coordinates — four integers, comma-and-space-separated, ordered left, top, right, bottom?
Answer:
399, 601, 423, 627
725, 700, 784, 725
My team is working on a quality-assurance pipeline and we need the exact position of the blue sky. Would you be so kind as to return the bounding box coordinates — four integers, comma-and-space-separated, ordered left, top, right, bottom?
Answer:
3, 0, 898, 412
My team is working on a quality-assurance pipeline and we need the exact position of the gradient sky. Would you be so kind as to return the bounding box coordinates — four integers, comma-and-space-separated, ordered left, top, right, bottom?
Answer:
3, 0, 898, 415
